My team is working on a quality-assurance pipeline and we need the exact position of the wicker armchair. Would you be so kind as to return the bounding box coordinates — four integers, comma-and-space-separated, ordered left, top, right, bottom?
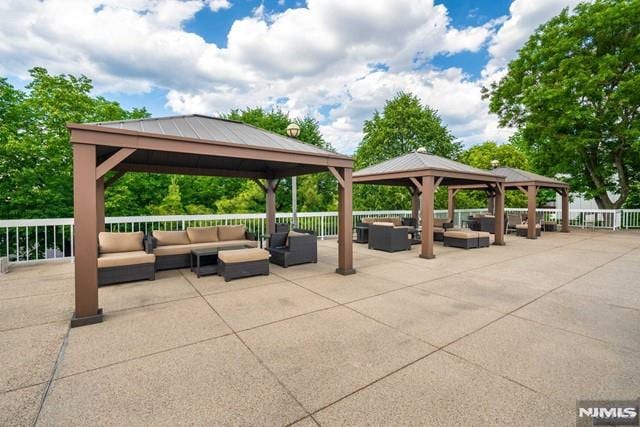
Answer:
368, 223, 411, 252
267, 229, 318, 267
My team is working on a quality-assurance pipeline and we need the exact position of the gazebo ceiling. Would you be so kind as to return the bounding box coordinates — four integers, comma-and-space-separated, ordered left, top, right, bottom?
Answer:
353, 152, 505, 186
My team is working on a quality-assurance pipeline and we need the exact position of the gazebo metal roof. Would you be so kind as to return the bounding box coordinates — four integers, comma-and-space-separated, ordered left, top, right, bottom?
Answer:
353, 152, 505, 186
92, 114, 340, 157
491, 167, 569, 188
68, 114, 351, 179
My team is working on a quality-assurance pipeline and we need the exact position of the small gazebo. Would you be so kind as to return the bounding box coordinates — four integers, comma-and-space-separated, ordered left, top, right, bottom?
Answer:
450, 166, 570, 239
353, 151, 507, 260
68, 114, 355, 327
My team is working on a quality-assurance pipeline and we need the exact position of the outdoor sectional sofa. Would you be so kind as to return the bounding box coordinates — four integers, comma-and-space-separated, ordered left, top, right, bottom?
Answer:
98, 231, 155, 286
147, 225, 258, 270
433, 218, 454, 241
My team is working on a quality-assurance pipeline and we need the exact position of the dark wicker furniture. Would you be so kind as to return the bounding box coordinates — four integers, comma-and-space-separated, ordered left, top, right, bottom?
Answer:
98, 232, 156, 287
368, 223, 411, 252
268, 230, 318, 267
443, 230, 490, 249
148, 228, 257, 271
190, 245, 252, 278
217, 248, 270, 282
516, 224, 541, 237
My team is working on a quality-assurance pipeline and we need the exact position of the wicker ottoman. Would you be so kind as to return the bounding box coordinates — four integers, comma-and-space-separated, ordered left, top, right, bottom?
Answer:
515, 224, 541, 237
443, 230, 490, 249
217, 248, 270, 282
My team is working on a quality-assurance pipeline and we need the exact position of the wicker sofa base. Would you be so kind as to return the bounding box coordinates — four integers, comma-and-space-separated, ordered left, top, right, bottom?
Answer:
217, 259, 269, 282
443, 236, 490, 249
516, 227, 541, 237
434, 230, 444, 241
98, 263, 155, 286
155, 254, 191, 271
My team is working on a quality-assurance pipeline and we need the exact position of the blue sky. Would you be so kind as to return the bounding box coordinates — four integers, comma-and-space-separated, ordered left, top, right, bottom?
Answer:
0, 0, 580, 153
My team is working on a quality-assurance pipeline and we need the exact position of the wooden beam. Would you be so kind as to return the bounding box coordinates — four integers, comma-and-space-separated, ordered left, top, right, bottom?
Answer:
494, 183, 505, 245
104, 171, 125, 189
115, 163, 266, 179
272, 178, 282, 192
420, 176, 435, 259
527, 184, 538, 239
328, 166, 345, 188
561, 188, 570, 233
71, 144, 102, 327
96, 148, 136, 179
251, 178, 267, 193
336, 168, 355, 275
409, 177, 422, 193
517, 185, 528, 195
434, 176, 443, 191
71, 126, 353, 169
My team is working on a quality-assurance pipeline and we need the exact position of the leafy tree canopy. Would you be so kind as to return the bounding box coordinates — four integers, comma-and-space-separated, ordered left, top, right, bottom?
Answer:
0, 68, 148, 219
354, 92, 462, 210
484, 0, 640, 209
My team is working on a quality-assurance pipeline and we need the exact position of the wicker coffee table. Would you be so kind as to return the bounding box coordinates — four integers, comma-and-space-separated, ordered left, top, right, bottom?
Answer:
190, 245, 252, 278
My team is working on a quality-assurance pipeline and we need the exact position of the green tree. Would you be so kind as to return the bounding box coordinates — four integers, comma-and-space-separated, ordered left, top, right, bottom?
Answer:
354, 92, 462, 210
0, 68, 148, 219
484, 0, 640, 209
456, 141, 531, 208
219, 107, 337, 213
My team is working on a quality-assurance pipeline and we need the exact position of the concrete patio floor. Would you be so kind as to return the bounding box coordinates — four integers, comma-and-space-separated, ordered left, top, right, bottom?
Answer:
1, 229, 639, 426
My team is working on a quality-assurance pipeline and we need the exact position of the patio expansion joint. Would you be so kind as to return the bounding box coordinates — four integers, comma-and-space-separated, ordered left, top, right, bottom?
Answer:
178, 269, 316, 422
31, 324, 70, 427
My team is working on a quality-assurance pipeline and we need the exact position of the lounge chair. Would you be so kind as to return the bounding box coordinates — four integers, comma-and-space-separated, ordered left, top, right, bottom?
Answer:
368, 222, 411, 252
267, 229, 318, 267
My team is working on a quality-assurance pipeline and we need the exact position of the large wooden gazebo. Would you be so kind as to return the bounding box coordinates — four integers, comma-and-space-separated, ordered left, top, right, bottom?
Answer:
450, 167, 570, 239
67, 114, 355, 327
353, 151, 507, 260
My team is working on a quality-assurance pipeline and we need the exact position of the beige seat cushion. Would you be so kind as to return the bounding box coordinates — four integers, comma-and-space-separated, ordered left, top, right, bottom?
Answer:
218, 225, 246, 241
445, 230, 480, 239
477, 231, 491, 238
99, 231, 144, 254
154, 240, 257, 256
187, 227, 218, 243
98, 251, 155, 268
218, 248, 269, 263
152, 230, 190, 246
433, 226, 445, 233
516, 224, 541, 229
285, 230, 307, 246
372, 222, 394, 227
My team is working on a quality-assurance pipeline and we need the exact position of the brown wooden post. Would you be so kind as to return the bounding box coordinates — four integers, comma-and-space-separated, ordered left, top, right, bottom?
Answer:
266, 178, 277, 234
420, 175, 435, 259
337, 167, 355, 275
447, 187, 455, 222
487, 190, 495, 215
561, 188, 569, 232
411, 187, 420, 225
527, 184, 538, 239
96, 177, 105, 233
494, 183, 505, 245
71, 144, 102, 327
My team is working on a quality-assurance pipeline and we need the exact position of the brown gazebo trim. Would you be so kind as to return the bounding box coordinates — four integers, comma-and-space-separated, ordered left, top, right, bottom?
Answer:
353, 152, 507, 260
449, 167, 570, 239
68, 115, 355, 328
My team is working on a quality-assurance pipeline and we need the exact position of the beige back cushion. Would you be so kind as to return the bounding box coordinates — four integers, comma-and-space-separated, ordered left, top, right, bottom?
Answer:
372, 222, 394, 227
187, 227, 218, 243
152, 230, 190, 246
433, 218, 450, 227
99, 231, 144, 254
218, 225, 246, 241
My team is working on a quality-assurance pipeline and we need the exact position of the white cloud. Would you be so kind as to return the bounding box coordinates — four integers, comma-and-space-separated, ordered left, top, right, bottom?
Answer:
483, 0, 585, 81
208, 0, 231, 12
4, 0, 577, 154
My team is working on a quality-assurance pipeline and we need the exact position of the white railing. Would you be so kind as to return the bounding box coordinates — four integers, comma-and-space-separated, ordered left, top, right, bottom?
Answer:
1, 208, 638, 264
